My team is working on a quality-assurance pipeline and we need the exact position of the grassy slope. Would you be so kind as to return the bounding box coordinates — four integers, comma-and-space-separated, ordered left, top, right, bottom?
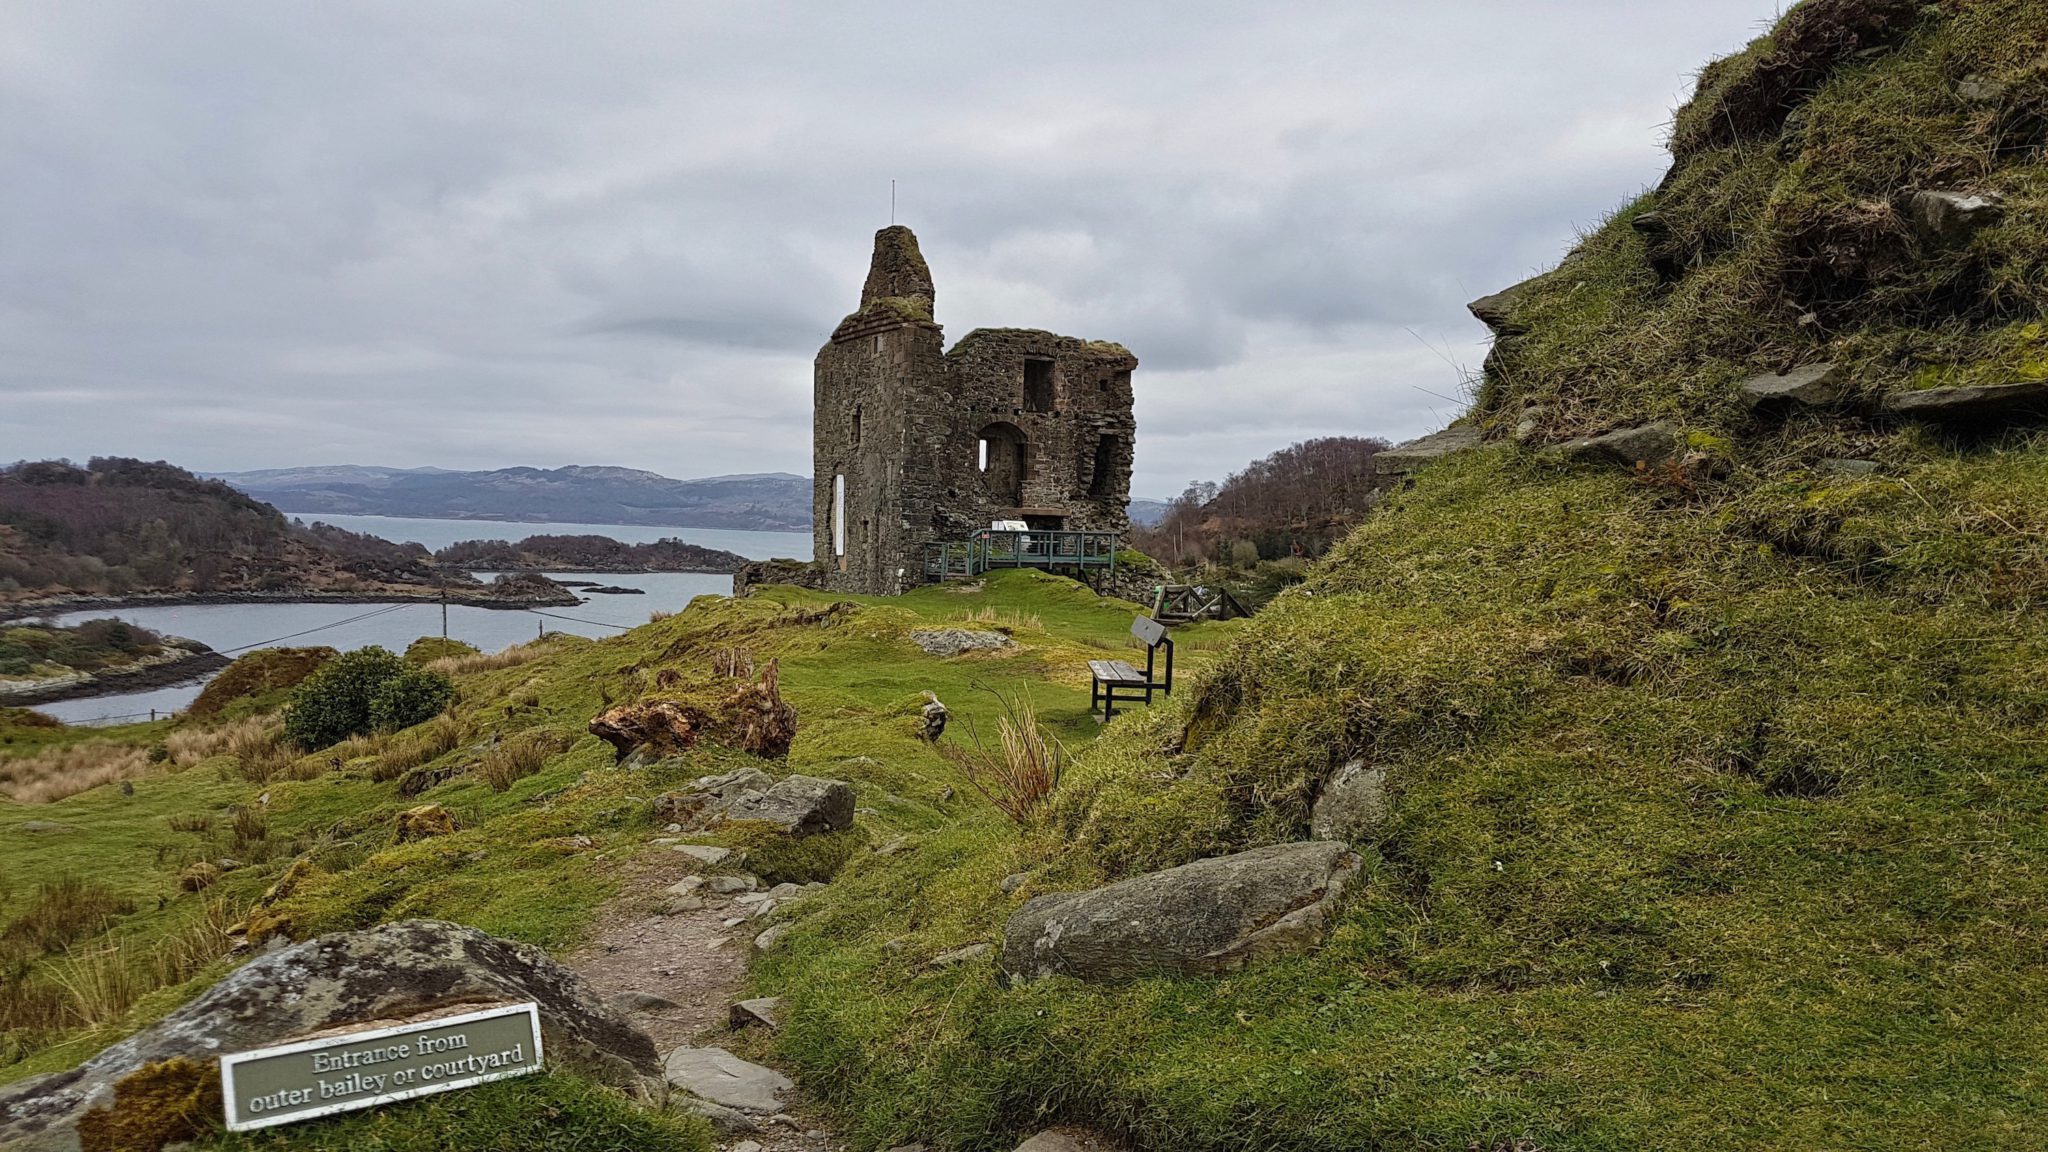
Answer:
755, 3, 2048, 1150
0, 571, 1234, 1149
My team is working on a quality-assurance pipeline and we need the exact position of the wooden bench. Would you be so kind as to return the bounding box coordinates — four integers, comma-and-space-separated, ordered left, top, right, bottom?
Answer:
1090, 615, 1174, 721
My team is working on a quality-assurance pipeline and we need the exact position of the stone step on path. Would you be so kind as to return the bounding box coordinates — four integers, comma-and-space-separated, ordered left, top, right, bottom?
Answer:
565, 849, 845, 1152
567, 841, 1123, 1152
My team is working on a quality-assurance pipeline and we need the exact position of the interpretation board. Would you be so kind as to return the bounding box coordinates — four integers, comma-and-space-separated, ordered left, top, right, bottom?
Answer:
220, 1001, 543, 1131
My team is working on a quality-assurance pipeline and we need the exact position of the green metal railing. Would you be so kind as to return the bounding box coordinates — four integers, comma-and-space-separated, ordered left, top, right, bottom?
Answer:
922, 529, 1119, 581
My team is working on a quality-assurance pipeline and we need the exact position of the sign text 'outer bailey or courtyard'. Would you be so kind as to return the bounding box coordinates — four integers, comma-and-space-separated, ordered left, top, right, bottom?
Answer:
219, 1002, 543, 1131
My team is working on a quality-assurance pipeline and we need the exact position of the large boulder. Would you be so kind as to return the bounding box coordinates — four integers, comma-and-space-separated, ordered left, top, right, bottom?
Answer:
1001, 842, 1360, 985
652, 771, 855, 839
0, 920, 660, 1151
724, 775, 855, 837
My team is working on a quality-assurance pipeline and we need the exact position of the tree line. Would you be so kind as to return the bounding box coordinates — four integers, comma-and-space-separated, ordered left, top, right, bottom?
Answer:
1131, 436, 1389, 568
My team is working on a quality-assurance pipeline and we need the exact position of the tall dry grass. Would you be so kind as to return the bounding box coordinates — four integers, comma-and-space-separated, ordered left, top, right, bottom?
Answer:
960, 606, 1043, 631
427, 641, 545, 677
477, 728, 573, 793
0, 742, 153, 804
0, 896, 241, 1037
164, 715, 275, 767
941, 686, 1067, 824
367, 714, 466, 783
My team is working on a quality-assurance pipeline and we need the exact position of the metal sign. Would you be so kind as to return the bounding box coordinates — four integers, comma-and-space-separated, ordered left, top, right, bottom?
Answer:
219, 1002, 543, 1132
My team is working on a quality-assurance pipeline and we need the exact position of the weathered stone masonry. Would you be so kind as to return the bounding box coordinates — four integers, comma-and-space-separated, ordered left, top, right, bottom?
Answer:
812, 226, 1137, 595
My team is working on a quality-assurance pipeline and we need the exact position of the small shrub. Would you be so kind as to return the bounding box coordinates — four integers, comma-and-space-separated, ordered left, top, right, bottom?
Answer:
166, 812, 211, 834
368, 664, 455, 733
285, 646, 442, 749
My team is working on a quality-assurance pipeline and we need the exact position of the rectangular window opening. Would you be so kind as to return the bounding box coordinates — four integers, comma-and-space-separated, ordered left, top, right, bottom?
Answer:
1023, 359, 1055, 412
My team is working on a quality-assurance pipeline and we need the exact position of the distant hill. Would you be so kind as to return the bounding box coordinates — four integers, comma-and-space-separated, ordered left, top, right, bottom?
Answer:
209, 465, 812, 532
433, 534, 749, 574
0, 458, 573, 612
1126, 498, 1171, 528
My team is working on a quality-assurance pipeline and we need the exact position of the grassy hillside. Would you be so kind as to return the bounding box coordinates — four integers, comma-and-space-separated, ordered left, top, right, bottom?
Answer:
6, 3, 2046, 1149
0, 571, 1237, 1148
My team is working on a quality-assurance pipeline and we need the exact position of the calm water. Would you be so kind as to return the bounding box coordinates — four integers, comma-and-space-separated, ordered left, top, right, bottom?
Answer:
28, 517, 811, 726
306, 514, 810, 559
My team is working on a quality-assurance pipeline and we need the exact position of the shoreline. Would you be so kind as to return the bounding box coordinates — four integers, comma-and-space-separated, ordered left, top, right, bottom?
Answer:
0, 587, 580, 625
0, 647, 233, 708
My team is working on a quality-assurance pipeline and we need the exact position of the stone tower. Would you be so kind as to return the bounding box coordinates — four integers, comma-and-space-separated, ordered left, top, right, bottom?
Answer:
813, 226, 1137, 595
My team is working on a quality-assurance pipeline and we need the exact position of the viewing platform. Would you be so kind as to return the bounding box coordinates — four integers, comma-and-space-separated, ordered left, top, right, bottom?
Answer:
922, 529, 1120, 581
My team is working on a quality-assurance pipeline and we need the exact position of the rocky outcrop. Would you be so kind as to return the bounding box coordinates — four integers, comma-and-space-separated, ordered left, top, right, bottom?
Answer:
1546, 422, 1684, 469
652, 770, 855, 839
0, 920, 659, 1152
1000, 841, 1360, 985
1906, 190, 2005, 245
1310, 760, 1390, 844
910, 629, 1014, 658
1467, 276, 1546, 336
724, 775, 855, 837
1883, 381, 2048, 427
1739, 363, 1848, 412
1375, 426, 1484, 476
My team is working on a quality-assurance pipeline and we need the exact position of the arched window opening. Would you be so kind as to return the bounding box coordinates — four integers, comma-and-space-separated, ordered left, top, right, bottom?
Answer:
977, 422, 1028, 505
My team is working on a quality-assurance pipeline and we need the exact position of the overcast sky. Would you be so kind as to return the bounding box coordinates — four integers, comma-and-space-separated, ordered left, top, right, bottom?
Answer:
0, 1, 1784, 498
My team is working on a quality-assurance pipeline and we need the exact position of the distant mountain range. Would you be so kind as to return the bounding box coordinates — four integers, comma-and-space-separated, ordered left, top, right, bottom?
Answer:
209, 465, 813, 532
213, 464, 1173, 534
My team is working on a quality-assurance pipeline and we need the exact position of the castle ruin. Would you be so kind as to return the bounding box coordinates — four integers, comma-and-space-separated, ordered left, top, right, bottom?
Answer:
812, 226, 1137, 595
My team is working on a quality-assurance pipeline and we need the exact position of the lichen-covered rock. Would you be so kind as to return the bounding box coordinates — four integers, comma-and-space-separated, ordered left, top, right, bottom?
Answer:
1548, 422, 1684, 469
0, 920, 660, 1151
1739, 363, 1848, 412
1001, 841, 1360, 985
663, 1046, 792, 1115
722, 775, 855, 838
910, 629, 1013, 658
1310, 760, 1391, 844
917, 691, 949, 743
1907, 189, 2005, 245
393, 802, 456, 842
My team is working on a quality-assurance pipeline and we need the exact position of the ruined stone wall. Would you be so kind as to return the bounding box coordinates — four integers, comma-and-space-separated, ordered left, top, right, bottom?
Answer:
940, 329, 1137, 535
813, 226, 1138, 595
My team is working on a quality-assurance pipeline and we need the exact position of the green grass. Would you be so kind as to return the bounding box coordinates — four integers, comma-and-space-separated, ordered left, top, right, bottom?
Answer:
201, 1071, 710, 1152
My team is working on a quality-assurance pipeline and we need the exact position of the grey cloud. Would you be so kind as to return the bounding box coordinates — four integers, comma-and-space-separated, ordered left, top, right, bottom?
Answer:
0, 0, 1786, 498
